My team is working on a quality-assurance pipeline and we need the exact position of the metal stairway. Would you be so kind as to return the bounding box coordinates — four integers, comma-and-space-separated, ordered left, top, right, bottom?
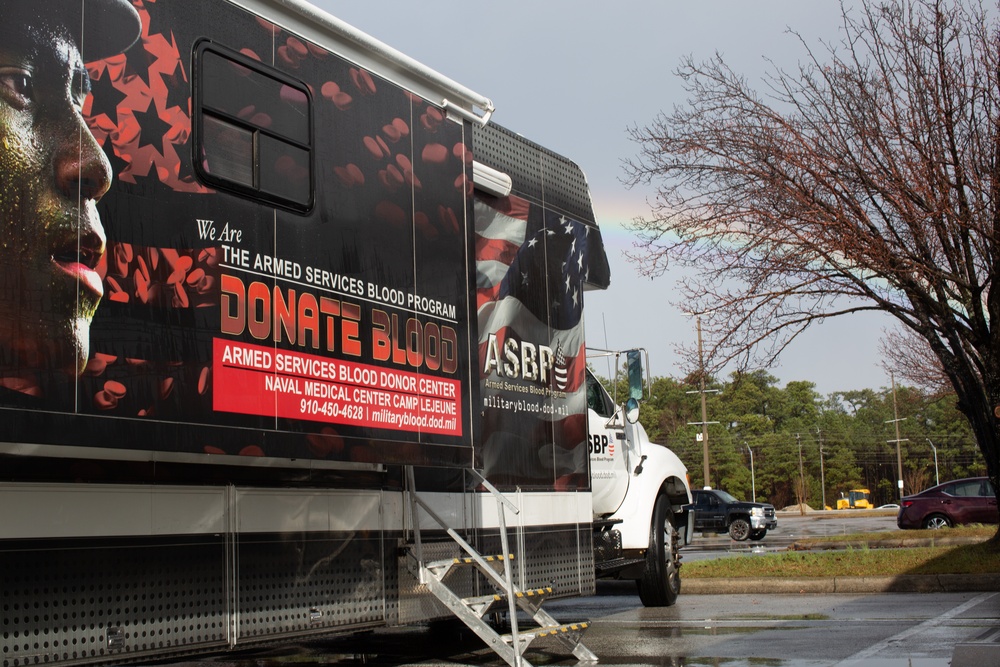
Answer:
404, 467, 598, 667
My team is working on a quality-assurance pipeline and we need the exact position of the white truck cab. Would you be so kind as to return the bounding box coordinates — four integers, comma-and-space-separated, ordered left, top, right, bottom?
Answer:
586, 349, 694, 606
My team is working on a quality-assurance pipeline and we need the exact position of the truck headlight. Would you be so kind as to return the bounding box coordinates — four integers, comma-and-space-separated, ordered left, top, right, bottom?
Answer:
750, 507, 763, 517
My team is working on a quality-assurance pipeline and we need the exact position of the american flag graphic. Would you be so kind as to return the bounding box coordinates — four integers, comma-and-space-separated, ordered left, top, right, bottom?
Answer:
474, 192, 609, 488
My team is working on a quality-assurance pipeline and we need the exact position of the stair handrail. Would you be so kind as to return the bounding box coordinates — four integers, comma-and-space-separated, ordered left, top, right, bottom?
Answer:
470, 469, 522, 666
405, 466, 524, 667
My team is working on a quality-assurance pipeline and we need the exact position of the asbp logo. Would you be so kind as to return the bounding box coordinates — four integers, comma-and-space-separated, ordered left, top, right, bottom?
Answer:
482, 333, 569, 388
589, 433, 616, 456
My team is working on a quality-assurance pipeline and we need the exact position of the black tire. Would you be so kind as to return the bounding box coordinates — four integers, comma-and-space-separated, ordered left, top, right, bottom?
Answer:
923, 513, 952, 529
728, 518, 751, 541
636, 494, 681, 607
748, 529, 767, 541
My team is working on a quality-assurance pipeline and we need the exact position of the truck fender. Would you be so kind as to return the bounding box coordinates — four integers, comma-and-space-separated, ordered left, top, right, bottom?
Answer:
605, 444, 691, 550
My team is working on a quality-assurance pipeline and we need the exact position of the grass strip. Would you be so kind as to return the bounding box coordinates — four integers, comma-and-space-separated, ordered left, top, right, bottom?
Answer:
791, 525, 994, 547
682, 542, 1000, 579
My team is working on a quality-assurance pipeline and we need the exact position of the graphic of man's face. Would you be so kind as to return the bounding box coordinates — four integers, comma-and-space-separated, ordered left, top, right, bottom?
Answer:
0, 10, 111, 393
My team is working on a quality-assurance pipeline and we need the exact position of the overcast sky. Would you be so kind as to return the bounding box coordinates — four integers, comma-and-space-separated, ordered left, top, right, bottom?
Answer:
313, 1, 897, 396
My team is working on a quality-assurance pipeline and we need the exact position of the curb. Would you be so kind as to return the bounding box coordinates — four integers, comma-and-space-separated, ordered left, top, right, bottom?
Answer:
683, 573, 1000, 594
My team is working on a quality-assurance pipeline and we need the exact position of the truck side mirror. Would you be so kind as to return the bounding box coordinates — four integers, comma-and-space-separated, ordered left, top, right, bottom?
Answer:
626, 350, 643, 401
625, 397, 640, 424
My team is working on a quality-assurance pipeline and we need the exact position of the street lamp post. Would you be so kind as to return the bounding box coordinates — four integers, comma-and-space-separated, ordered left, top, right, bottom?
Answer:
796, 433, 806, 515
926, 438, 939, 487
886, 372, 908, 502
746, 442, 755, 502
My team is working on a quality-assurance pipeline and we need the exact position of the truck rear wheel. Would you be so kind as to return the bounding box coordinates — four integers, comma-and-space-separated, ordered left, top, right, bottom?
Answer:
637, 494, 680, 607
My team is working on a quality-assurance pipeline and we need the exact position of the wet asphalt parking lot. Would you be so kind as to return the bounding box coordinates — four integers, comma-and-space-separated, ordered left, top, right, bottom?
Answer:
170, 589, 998, 667
158, 511, 998, 667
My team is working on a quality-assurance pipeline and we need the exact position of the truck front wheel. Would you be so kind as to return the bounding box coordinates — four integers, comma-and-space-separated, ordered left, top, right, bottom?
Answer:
728, 518, 751, 541
637, 494, 680, 607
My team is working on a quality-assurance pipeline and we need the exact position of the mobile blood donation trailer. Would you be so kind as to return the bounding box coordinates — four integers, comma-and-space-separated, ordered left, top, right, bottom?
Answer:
0, 2, 691, 666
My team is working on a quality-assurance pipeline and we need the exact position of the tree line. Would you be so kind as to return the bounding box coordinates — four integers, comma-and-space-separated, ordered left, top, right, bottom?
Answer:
620, 0, 1000, 542
597, 369, 983, 509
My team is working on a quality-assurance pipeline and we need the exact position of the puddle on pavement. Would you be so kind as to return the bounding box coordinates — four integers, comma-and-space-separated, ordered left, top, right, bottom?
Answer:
148, 622, 952, 667
160, 648, 952, 667
644, 626, 765, 637
727, 613, 829, 621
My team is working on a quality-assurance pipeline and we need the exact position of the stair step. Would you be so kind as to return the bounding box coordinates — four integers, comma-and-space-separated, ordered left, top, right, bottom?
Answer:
512, 586, 553, 600
461, 586, 554, 616
461, 593, 503, 617
502, 621, 590, 643
424, 553, 514, 577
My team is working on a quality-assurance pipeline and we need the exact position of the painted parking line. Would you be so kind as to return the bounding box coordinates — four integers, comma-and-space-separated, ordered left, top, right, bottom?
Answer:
834, 592, 997, 665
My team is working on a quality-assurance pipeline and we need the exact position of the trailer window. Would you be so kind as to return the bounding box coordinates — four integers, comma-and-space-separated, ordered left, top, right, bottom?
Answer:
196, 43, 312, 212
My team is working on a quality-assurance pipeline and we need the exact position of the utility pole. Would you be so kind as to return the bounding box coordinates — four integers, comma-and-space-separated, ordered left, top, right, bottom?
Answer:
686, 317, 719, 489
698, 318, 709, 487
886, 372, 908, 501
817, 428, 826, 511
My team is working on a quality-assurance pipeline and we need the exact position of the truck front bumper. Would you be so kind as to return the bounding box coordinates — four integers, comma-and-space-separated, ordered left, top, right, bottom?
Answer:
751, 515, 778, 530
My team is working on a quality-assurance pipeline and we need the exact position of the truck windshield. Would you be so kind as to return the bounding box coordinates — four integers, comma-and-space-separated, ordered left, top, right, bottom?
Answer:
716, 490, 740, 503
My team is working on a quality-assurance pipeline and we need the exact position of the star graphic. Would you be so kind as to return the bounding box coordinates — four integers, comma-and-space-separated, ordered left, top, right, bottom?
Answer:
124, 41, 160, 88
159, 61, 189, 113
132, 104, 173, 154
88, 71, 127, 124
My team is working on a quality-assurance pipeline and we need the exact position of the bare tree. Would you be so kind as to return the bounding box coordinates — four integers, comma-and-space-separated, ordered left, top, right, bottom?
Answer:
624, 0, 1000, 541
879, 327, 951, 395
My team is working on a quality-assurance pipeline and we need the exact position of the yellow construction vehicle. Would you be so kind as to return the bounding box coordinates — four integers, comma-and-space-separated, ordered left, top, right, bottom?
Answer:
836, 488, 874, 509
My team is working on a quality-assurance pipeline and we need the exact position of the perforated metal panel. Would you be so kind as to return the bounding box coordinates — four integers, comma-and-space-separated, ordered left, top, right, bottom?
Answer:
1, 531, 395, 667
236, 533, 390, 639
478, 524, 595, 599
472, 123, 597, 225
1, 540, 228, 667
397, 540, 476, 624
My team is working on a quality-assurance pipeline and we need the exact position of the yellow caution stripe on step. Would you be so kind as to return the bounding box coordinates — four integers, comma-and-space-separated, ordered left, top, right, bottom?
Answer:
453, 554, 514, 564
491, 587, 553, 602
537, 622, 589, 638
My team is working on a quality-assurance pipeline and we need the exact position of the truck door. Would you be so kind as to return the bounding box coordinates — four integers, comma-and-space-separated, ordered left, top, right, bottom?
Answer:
705, 493, 726, 529
692, 490, 719, 530
693, 491, 724, 530
587, 369, 630, 516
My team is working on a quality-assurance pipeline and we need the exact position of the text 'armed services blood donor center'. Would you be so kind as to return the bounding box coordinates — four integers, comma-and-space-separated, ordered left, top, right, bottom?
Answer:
212, 241, 462, 435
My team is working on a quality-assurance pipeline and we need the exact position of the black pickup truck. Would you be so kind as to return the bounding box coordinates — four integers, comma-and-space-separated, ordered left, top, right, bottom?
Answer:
691, 489, 778, 541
